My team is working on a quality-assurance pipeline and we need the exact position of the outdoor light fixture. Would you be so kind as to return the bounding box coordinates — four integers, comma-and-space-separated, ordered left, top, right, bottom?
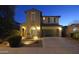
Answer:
33, 36, 39, 40
43, 17, 45, 20
59, 27, 62, 31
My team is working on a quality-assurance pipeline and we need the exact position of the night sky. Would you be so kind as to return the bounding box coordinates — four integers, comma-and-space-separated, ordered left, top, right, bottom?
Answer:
14, 5, 79, 26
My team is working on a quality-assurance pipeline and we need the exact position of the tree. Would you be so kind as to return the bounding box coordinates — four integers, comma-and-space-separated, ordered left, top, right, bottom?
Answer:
0, 5, 20, 40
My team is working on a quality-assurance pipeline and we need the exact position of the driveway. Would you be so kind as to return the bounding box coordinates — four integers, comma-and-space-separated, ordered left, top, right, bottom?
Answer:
0, 37, 79, 54
40, 37, 79, 53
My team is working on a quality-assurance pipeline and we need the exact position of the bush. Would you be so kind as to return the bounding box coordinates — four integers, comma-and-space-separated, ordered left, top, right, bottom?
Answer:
8, 35, 21, 47
71, 31, 79, 40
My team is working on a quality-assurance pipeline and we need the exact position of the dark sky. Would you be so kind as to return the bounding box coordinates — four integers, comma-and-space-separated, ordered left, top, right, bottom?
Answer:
14, 5, 79, 26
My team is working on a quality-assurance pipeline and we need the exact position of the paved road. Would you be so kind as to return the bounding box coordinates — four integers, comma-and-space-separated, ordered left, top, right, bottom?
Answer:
0, 37, 79, 54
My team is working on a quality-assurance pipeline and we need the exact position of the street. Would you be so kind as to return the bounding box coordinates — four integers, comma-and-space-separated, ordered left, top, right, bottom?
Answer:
0, 37, 79, 53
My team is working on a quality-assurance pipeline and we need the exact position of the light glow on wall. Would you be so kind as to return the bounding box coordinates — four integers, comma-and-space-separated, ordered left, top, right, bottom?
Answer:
23, 41, 33, 45
59, 27, 62, 31
31, 26, 36, 30
36, 26, 40, 30
22, 26, 26, 30
33, 36, 39, 40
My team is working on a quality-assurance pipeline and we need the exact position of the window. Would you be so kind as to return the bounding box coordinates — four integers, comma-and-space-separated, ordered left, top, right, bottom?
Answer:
31, 12, 35, 21
54, 17, 56, 23
55, 18, 59, 24
48, 17, 54, 23
48, 17, 50, 23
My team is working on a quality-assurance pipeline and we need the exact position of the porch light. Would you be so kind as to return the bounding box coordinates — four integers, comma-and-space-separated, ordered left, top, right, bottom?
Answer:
59, 27, 62, 31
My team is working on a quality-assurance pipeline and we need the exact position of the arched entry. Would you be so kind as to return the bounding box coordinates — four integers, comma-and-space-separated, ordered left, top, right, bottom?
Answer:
29, 26, 38, 38
21, 26, 26, 37
22, 28, 25, 36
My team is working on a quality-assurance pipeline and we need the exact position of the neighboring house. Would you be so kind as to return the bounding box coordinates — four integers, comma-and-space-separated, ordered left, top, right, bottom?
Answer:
20, 8, 62, 39
66, 24, 79, 37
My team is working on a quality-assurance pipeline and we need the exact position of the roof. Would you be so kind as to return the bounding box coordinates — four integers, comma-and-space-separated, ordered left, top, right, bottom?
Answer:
43, 16, 60, 17
25, 8, 42, 13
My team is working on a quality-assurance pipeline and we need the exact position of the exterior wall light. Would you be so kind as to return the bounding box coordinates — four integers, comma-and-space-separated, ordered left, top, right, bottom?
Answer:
58, 27, 62, 36
59, 27, 62, 31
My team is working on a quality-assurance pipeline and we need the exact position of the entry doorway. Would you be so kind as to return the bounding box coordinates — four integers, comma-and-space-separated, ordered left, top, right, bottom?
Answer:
30, 26, 38, 38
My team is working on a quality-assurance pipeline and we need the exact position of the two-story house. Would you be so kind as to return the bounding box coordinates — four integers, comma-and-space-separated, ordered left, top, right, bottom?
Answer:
20, 8, 62, 39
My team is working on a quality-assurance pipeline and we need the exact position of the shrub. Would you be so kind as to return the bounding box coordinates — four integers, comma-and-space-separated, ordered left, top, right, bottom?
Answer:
8, 35, 21, 47
71, 31, 79, 40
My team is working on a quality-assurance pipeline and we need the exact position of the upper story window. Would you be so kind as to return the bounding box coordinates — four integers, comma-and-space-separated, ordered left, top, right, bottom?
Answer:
48, 17, 58, 24
31, 12, 35, 21
48, 17, 56, 23
54, 17, 56, 23
42, 16, 59, 24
